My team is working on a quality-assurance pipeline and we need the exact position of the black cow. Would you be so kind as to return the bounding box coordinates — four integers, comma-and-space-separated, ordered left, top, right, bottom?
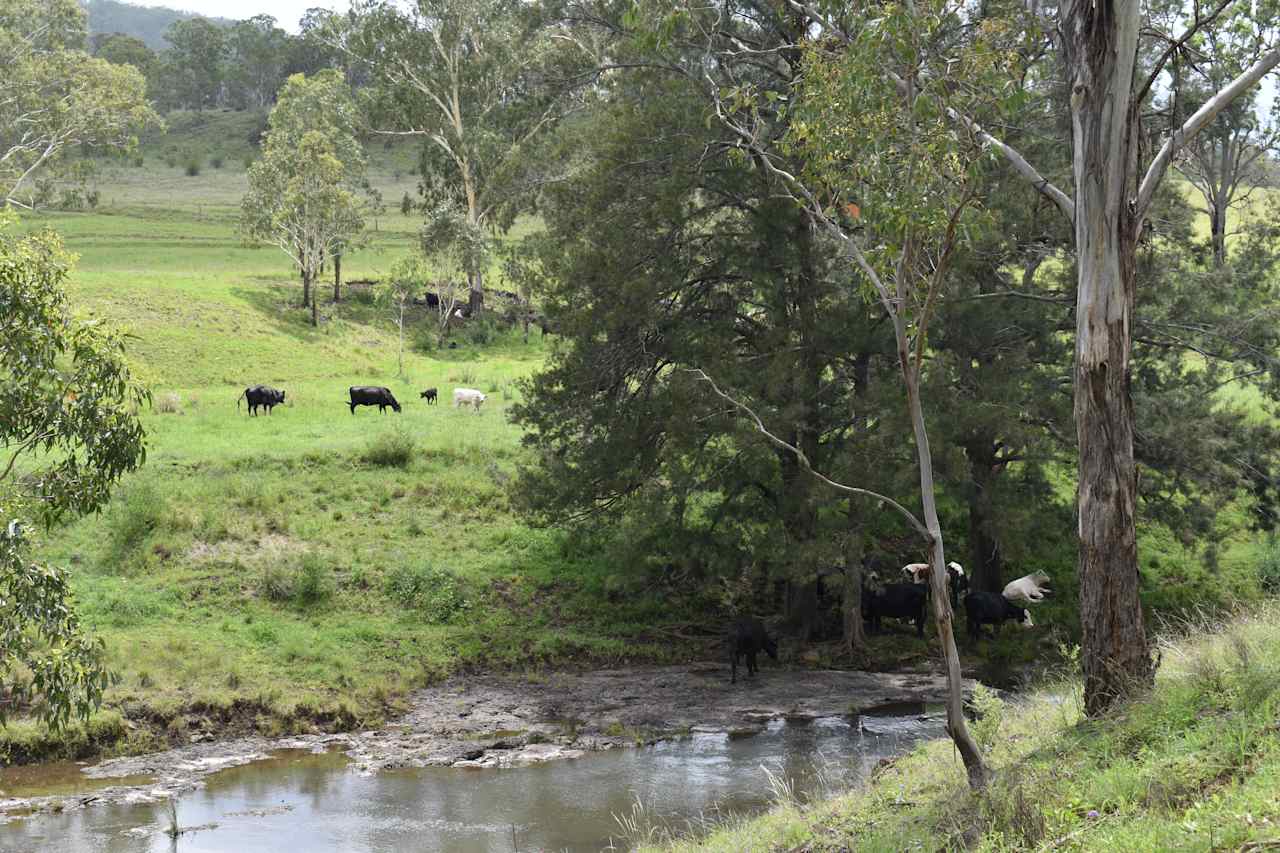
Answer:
237, 385, 285, 416
420, 387, 438, 405
729, 617, 778, 683
348, 386, 401, 414
862, 582, 928, 637
964, 591, 1033, 639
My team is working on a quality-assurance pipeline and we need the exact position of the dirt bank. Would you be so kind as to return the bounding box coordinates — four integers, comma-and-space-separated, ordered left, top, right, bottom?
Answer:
0, 663, 966, 820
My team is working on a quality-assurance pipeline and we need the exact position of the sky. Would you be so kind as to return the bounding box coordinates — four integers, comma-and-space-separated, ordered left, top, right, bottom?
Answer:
129, 0, 350, 32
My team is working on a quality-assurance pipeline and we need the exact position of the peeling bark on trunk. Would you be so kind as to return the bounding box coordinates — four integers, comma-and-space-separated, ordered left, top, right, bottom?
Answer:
469, 269, 485, 316
1064, 0, 1154, 715
306, 270, 318, 327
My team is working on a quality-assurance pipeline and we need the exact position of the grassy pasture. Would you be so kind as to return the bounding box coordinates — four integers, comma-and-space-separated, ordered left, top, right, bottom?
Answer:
6, 129, 682, 759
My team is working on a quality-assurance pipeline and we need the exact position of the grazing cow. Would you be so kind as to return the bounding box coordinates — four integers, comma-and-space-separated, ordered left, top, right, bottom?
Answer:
1002, 572, 1052, 604
453, 387, 486, 412
729, 617, 778, 683
420, 387, 438, 405
965, 591, 1033, 639
237, 385, 285, 416
347, 386, 401, 414
862, 582, 928, 637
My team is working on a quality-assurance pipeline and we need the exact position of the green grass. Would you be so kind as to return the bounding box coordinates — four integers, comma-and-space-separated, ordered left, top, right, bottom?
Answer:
6, 125, 687, 761
652, 603, 1280, 852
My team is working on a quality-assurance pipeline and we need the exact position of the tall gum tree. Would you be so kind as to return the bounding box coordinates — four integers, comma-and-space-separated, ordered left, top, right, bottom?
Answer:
240, 71, 374, 325
769, 0, 1280, 715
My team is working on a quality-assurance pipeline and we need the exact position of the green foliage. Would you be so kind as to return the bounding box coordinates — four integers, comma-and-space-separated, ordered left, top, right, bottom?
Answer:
1258, 537, 1280, 593
184, 158, 201, 177
0, 219, 149, 521
0, 215, 148, 728
383, 564, 469, 623
0, 522, 111, 729
292, 555, 333, 607
0, 0, 158, 204
969, 683, 1006, 753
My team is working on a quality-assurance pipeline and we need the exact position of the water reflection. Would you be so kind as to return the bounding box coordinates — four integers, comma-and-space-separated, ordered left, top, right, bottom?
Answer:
0, 709, 943, 852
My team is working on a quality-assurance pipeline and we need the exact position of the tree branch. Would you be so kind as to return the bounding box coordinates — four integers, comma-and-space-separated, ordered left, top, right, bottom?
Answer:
685, 367, 933, 542
1137, 44, 1280, 216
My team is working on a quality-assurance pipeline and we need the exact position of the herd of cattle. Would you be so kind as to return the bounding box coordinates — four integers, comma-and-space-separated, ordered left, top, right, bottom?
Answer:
730, 561, 1054, 682
236, 384, 489, 416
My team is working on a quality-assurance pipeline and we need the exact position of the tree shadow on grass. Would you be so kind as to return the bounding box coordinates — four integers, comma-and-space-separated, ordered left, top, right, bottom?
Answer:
229, 281, 386, 344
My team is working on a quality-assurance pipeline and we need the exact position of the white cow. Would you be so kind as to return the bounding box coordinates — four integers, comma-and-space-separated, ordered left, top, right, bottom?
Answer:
902, 561, 965, 586
902, 562, 931, 584
453, 387, 487, 412
1002, 571, 1051, 604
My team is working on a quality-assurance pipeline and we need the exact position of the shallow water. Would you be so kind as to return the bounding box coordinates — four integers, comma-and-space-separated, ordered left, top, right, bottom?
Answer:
0, 705, 943, 852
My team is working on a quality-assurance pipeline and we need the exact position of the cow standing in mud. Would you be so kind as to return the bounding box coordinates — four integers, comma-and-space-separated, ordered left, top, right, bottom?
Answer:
729, 617, 778, 683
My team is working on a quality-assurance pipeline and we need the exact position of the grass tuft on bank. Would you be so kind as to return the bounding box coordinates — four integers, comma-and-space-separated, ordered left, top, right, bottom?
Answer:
652, 602, 1280, 852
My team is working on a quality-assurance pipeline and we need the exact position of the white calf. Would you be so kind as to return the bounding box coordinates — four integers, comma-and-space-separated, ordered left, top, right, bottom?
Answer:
1002, 572, 1051, 604
453, 387, 487, 412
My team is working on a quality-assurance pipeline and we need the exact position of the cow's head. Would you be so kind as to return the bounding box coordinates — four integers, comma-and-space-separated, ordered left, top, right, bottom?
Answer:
763, 632, 778, 660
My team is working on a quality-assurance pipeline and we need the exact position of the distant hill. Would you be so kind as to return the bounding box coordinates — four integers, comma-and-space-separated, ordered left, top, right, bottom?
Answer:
83, 0, 233, 50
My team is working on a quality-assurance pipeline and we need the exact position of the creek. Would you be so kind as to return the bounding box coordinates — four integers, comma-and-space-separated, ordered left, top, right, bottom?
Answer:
0, 703, 942, 852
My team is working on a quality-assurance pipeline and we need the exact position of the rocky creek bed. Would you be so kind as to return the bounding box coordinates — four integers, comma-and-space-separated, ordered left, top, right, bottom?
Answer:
0, 663, 968, 821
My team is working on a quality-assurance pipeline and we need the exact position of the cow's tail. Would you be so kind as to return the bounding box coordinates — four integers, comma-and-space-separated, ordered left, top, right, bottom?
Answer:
236, 389, 245, 411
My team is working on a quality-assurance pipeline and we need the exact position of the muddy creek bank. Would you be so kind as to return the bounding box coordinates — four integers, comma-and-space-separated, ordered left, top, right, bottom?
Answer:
0, 663, 965, 823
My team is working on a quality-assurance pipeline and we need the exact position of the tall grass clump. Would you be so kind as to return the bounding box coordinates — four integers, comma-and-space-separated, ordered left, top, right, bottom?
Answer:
292, 555, 333, 607
102, 482, 168, 570
362, 428, 415, 468
384, 564, 469, 622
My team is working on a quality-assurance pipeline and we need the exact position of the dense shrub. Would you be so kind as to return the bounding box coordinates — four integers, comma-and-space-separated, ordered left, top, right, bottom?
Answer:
384, 564, 469, 622
363, 429, 415, 468
185, 159, 201, 177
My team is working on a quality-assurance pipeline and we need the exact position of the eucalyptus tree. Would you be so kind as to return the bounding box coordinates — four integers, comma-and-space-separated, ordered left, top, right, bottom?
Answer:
316, 0, 570, 315
160, 16, 227, 111
226, 15, 289, 110
1, 215, 149, 727
241, 71, 372, 326
719, 0, 1280, 715
0, 0, 155, 206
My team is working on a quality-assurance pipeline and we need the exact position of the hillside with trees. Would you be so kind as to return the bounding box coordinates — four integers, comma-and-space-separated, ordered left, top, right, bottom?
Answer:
82, 0, 230, 49
6, 0, 1280, 847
